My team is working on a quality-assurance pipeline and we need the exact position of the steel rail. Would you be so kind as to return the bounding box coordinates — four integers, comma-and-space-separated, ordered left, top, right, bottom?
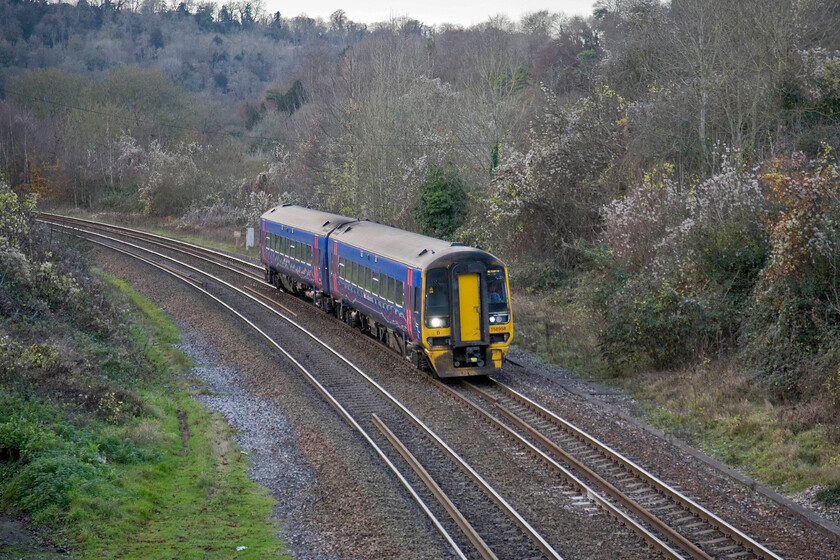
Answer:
49, 219, 562, 559
39, 212, 262, 274
372, 414, 499, 560
435, 380, 687, 559
68, 231, 470, 560
484, 379, 784, 560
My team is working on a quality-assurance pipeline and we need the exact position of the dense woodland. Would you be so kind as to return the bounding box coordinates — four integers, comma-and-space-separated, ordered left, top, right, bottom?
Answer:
2, 0, 840, 403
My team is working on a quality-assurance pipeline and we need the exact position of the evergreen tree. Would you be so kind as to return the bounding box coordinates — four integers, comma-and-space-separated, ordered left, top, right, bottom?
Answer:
414, 165, 467, 240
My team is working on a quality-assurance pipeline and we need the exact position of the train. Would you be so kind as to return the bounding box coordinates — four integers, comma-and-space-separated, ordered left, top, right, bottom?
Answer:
259, 204, 513, 378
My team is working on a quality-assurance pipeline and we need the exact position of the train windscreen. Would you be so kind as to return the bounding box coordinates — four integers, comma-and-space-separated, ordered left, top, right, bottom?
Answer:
424, 268, 450, 328
487, 269, 509, 313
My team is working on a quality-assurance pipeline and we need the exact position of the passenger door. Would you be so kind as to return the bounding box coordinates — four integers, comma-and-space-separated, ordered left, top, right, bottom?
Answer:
451, 263, 488, 345
457, 273, 482, 342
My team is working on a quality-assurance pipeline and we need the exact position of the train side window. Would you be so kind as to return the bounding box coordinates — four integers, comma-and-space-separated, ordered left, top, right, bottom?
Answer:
281, 237, 287, 256
413, 287, 420, 313
364, 267, 371, 291
349, 262, 356, 286
338, 257, 345, 279
371, 272, 379, 295
395, 280, 404, 307
386, 277, 394, 302
382, 275, 389, 299
306, 244, 312, 263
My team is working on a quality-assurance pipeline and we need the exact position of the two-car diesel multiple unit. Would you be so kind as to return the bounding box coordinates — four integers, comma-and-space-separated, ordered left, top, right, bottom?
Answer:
259, 204, 513, 378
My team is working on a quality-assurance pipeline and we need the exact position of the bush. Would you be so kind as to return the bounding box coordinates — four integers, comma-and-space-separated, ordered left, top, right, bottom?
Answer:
598, 274, 725, 370
414, 165, 467, 240
99, 434, 161, 464
740, 152, 840, 399
3, 453, 98, 518
0, 418, 57, 462
598, 151, 771, 371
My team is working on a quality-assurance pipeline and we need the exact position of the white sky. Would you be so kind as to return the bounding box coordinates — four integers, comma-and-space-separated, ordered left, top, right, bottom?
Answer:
265, 1, 598, 27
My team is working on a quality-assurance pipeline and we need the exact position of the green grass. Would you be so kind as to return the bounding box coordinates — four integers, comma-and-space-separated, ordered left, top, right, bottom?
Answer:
1, 272, 287, 559
101, 271, 195, 376
69, 396, 283, 558
625, 363, 840, 495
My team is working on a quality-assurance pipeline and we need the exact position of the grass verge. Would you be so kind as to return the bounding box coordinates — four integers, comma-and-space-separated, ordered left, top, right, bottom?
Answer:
1, 272, 286, 559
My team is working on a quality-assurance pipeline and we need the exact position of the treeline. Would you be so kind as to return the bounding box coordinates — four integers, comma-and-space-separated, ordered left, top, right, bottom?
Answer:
2, 0, 840, 398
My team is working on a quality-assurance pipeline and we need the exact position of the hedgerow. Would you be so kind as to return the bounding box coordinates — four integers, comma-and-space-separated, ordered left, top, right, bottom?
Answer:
740, 151, 840, 399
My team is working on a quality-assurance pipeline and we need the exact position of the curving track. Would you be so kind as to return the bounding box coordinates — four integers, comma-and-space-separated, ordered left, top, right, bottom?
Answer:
42, 214, 561, 560
40, 213, 802, 559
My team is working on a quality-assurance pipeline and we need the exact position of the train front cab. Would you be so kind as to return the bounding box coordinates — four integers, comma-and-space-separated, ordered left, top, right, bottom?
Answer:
421, 259, 512, 378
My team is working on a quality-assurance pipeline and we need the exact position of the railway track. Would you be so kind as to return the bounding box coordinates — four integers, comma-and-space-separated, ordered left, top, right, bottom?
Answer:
40, 213, 793, 559
42, 215, 564, 560
440, 377, 783, 560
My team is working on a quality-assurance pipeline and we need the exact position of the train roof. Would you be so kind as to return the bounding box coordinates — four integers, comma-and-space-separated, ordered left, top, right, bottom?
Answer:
330, 219, 480, 268
261, 204, 503, 269
261, 204, 355, 235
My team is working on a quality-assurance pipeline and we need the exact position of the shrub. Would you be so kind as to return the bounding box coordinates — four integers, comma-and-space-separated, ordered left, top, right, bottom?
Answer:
740, 152, 840, 399
98, 434, 161, 464
3, 453, 98, 518
414, 165, 467, 240
598, 151, 770, 370
0, 418, 57, 462
598, 274, 725, 370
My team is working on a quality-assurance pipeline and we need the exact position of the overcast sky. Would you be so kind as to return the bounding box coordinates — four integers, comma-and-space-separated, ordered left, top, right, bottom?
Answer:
265, 1, 598, 27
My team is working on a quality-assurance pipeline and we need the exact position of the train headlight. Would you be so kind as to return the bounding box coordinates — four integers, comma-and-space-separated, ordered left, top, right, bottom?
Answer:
489, 313, 510, 325
429, 317, 447, 328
